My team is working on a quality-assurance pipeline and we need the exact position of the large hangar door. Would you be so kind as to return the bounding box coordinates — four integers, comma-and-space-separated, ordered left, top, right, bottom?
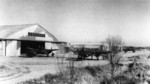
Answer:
21, 41, 45, 54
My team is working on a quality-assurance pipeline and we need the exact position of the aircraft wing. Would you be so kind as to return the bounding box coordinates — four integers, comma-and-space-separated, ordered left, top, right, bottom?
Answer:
45, 49, 59, 52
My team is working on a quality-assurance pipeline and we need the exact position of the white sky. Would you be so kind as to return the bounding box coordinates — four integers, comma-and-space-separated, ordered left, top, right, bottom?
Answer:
0, 0, 150, 46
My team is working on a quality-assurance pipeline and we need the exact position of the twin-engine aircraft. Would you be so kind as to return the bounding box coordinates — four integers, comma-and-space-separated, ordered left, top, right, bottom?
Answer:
70, 43, 113, 60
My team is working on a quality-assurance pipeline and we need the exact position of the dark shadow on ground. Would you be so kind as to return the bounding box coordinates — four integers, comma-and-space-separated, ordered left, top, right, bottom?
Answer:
56, 56, 67, 59
66, 57, 103, 61
19, 55, 54, 58
86, 58, 103, 61
66, 57, 79, 61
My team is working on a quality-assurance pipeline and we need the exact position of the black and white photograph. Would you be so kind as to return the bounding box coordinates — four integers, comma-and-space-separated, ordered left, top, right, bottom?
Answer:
0, 0, 150, 84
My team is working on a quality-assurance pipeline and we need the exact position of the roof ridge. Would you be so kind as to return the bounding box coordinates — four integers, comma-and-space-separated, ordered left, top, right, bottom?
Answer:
37, 25, 58, 41
0, 23, 37, 27
0, 24, 58, 42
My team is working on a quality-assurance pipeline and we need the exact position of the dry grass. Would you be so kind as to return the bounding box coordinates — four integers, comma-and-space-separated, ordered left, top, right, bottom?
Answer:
18, 63, 140, 84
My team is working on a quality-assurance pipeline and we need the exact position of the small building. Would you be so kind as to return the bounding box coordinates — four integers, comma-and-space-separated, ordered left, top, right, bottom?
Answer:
0, 24, 66, 56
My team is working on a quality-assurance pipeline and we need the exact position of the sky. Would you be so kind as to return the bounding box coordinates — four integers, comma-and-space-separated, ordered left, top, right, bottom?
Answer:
0, 0, 150, 46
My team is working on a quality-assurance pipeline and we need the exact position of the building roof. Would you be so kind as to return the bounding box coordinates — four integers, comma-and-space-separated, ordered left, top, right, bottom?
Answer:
70, 42, 107, 46
0, 24, 58, 42
70, 42, 108, 48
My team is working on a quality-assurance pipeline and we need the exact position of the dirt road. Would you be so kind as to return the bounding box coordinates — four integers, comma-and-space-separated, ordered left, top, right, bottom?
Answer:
0, 55, 108, 84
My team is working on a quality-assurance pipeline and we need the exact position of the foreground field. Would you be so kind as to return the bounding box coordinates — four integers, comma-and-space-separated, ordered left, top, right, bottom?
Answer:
0, 50, 150, 84
0, 53, 109, 84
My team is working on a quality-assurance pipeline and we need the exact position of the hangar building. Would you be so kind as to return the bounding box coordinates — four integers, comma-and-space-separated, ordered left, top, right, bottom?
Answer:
0, 24, 66, 56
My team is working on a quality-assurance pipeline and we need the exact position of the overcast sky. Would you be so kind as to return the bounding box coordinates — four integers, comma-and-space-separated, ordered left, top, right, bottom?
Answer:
0, 0, 150, 46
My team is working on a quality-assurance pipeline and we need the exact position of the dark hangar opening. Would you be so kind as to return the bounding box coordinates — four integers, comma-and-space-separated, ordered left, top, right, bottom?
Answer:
21, 41, 45, 54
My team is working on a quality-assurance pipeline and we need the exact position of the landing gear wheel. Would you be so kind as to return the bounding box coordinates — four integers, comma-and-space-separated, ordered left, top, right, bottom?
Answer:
51, 52, 54, 57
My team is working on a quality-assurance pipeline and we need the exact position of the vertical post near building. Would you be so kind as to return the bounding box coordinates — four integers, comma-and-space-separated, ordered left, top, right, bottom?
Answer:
2, 40, 6, 56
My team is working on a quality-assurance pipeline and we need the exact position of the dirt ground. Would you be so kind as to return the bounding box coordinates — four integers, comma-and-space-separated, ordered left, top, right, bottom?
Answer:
0, 53, 109, 84
0, 50, 150, 84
